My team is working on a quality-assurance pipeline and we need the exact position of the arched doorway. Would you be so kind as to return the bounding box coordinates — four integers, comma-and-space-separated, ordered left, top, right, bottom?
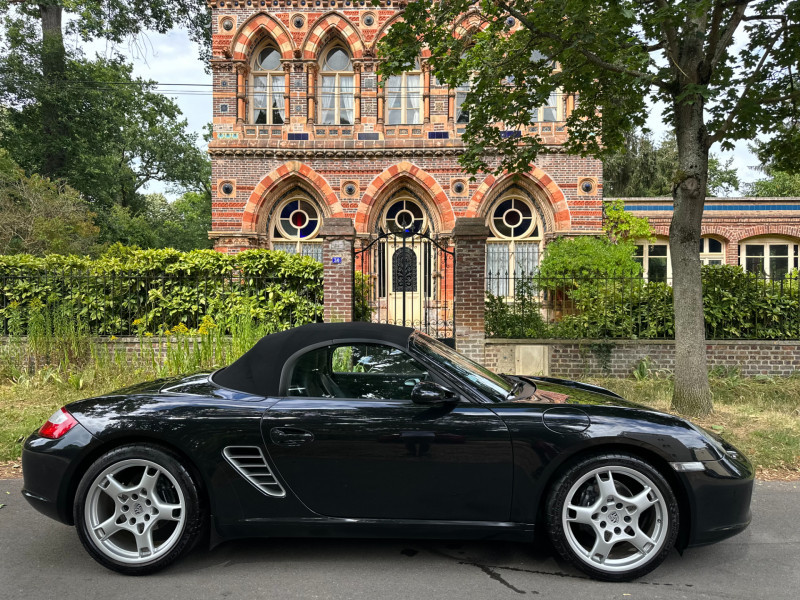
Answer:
355, 188, 454, 338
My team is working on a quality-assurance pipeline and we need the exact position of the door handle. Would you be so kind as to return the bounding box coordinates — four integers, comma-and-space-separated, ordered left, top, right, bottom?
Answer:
270, 427, 315, 446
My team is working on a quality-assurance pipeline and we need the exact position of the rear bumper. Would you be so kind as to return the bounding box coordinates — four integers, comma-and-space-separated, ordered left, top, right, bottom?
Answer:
21, 423, 97, 525
683, 452, 754, 547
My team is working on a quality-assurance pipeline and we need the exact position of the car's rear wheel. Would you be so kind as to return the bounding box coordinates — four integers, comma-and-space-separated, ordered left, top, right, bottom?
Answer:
74, 444, 203, 575
546, 453, 679, 582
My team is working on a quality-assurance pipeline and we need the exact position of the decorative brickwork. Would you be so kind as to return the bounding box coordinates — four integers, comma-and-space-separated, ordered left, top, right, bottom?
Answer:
320, 218, 356, 323
209, 3, 602, 257
452, 218, 490, 361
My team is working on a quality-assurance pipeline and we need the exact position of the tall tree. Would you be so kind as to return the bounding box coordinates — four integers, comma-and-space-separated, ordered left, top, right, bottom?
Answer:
379, 0, 800, 416
0, 0, 210, 179
604, 131, 739, 197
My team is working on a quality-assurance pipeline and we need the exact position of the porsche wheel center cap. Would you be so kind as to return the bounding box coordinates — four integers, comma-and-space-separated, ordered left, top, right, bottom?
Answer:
133, 502, 144, 516
609, 511, 619, 523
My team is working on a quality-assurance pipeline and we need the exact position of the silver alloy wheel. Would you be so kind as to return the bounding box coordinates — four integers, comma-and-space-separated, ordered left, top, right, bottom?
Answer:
561, 466, 669, 574
84, 458, 187, 565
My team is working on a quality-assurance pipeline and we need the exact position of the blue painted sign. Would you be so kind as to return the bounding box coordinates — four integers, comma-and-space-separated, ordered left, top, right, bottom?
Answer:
331, 257, 342, 264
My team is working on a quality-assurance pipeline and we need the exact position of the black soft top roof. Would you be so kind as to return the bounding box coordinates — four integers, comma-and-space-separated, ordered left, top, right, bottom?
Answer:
212, 322, 415, 396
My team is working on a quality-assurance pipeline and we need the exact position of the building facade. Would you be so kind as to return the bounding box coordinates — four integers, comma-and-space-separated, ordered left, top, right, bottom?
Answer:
207, 1, 800, 304
208, 2, 603, 280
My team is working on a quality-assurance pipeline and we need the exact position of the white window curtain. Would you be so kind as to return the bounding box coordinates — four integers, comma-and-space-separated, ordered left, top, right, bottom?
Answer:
320, 75, 336, 125
406, 74, 421, 124
513, 242, 540, 278
486, 243, 510, 297
270, 75, 285, 124
387, 75, 402, 124
339, 75, 354, 125
455, 82, 471, 124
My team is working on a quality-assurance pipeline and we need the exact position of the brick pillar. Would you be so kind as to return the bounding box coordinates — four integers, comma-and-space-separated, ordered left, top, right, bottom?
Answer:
321, 218, 356, 323
453, 218, 489, 363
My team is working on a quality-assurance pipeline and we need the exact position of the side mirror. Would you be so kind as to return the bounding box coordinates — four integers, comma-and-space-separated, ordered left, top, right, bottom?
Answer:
411, 381, 458, 406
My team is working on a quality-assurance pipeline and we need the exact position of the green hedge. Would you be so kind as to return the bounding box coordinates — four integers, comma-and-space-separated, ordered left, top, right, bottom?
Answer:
0, 247, 325, 335
486, 265, 800, 340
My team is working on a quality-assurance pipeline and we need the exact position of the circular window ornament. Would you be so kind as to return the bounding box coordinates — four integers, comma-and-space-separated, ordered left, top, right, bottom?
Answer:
258, 48, 281, 71
292, 15, 305, 29
363, 13, 376, 27
578, 177, 597, 195
452, 180, 466, 195
324, 47, 352, 71
489, 196, 538, 239
505, 16, 515, 27
220, 182, 235, 196
343, 183, 357, 196
221, 18, 235, 32
383, 198, 426, 236
277, 197, 321, 240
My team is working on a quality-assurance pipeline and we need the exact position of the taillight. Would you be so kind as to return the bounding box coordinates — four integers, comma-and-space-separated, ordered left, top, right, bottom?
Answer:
39, 408, 78, 439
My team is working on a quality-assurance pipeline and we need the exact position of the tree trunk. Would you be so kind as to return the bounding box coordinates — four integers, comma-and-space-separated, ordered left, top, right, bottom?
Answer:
39, 3, 67, 177
670, 97, 713, 417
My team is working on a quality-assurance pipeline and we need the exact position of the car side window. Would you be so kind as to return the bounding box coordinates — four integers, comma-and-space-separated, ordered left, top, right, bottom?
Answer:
288, 344, 428, 400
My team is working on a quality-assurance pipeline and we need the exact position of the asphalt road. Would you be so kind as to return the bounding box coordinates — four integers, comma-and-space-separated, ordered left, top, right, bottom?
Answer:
0, 478, 797, 600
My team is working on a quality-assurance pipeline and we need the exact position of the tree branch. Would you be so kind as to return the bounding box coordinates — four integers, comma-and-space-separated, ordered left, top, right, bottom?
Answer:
710, 1, 749, 69
707, 26, 784, 145
495, 0, 671, 91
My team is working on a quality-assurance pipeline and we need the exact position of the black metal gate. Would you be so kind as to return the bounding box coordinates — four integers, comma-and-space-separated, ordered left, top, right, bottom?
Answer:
353, 230, 455, 341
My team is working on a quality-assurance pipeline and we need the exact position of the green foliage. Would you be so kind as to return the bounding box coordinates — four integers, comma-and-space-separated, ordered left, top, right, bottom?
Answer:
0, 248, 325, 336
0, 149, 99, 255
603, 199, 655, 243
537, 236, 642, 279
604, 131, 740, 197
353, 270, 375, 323
0, 50, 210, 214
744, 171, 800, 197
485, 266, 800, 341
100, 193, 212, 250
485, 280, 548, 339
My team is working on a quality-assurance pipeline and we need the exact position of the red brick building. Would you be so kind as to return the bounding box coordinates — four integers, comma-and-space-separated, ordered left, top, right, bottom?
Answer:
207, 1, 800, 323
208, 1, 602, 276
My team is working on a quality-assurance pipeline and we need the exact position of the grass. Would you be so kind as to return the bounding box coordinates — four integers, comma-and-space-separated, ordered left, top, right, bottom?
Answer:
0, 307, 281, 463
589, 373, 800, 479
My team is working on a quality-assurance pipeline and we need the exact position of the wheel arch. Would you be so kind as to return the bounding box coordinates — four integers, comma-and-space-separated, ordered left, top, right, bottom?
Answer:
64, 434, 212, 528
534, 441, 692, 551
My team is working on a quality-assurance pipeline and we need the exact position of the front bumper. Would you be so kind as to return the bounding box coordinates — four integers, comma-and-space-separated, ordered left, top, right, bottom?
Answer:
21, 423, 97, 525
682, 449, 754, 547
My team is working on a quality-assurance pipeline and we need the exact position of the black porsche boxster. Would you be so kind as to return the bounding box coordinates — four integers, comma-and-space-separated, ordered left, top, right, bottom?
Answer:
22, 323, 753, 581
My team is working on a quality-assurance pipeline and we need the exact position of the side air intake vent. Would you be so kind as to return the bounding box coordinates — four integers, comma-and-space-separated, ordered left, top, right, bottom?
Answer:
222, 446, 286, 498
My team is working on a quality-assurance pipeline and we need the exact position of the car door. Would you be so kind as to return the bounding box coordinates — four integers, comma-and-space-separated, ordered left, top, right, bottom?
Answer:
261, 342, 513, 522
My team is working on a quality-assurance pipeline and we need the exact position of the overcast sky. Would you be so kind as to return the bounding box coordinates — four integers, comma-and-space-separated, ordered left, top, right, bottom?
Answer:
82, 29, 762, 198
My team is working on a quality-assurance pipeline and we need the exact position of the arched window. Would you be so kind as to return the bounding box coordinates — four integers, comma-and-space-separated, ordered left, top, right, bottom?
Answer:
739, 237, 799, 279
485, 193, 543, 297
382, 196, 427, 236
386, 59, 422, 125
251, 46, 285, 125
700, 237, 725, 265
319, 45, 354, 125
270, 193, 323, 261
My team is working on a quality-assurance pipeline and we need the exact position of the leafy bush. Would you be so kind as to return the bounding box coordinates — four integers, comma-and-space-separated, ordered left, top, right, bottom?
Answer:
0, 247, 325, 335
485, 265, 800, 340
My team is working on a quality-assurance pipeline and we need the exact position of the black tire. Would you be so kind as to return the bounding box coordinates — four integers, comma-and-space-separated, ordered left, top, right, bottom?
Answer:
546, 453, 679, 582
74, 444, 204, 575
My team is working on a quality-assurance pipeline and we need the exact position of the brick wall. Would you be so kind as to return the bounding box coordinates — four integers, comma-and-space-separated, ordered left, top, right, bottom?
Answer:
484, 339, 800, 378
452, 219, 489, 362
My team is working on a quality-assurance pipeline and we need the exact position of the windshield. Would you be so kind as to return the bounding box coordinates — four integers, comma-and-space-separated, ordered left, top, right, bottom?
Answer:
411, 332, 513, 403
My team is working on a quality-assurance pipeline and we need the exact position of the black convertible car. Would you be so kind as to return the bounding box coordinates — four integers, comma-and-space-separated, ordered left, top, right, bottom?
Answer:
22, 323, 753, 581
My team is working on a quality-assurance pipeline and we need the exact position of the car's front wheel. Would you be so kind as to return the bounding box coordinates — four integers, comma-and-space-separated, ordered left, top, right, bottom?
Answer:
546, 453, 679, 581
74, 444, 204, 575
